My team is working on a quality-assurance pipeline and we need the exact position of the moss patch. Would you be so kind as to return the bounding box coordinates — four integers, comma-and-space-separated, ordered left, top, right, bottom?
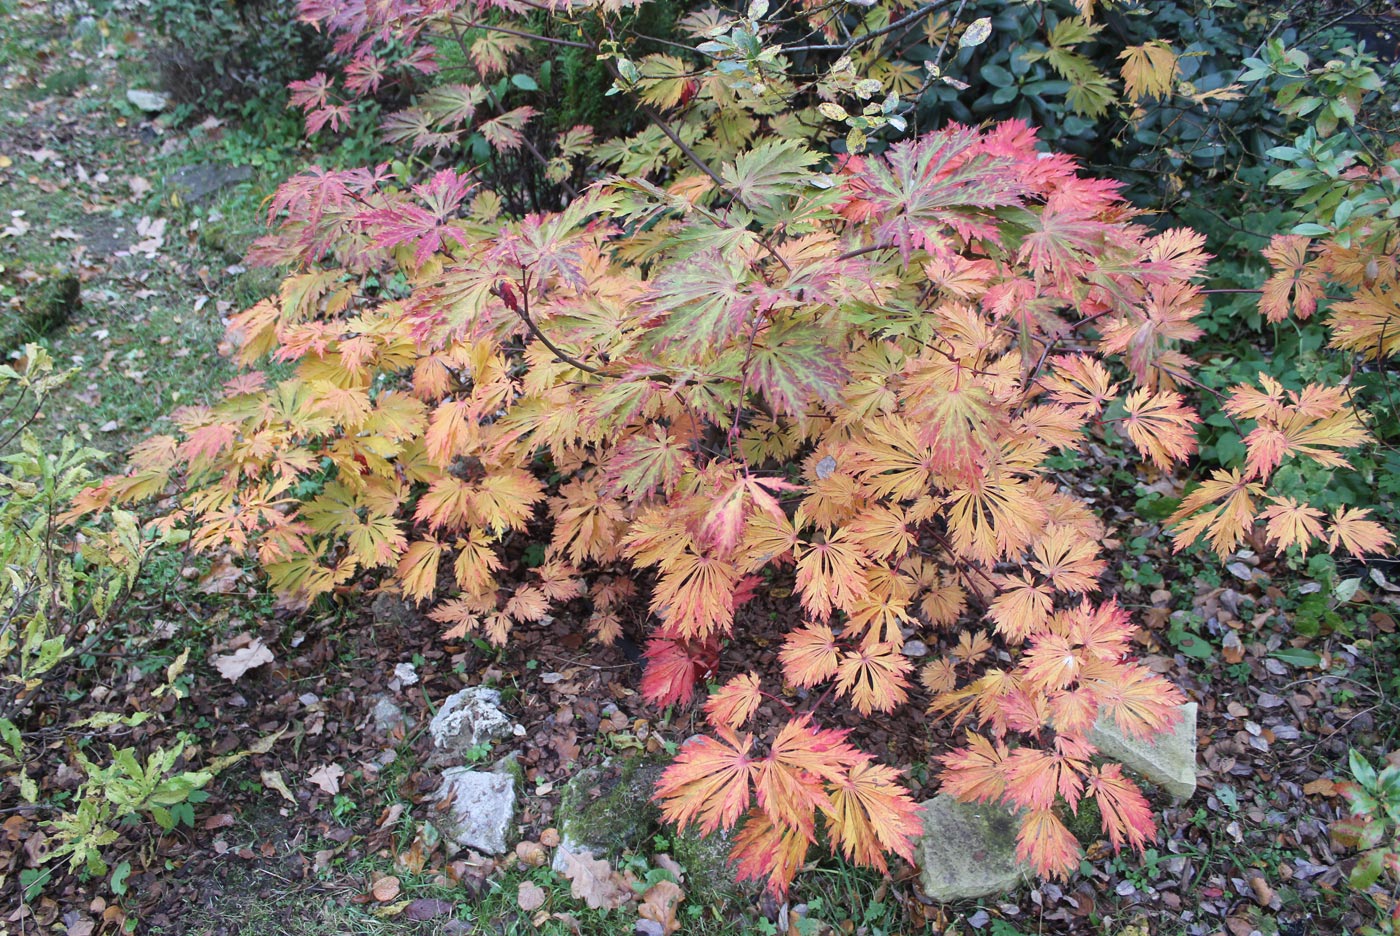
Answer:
670, 823, 746, 910
556, 756, 666, 857
554, 753, 748, 909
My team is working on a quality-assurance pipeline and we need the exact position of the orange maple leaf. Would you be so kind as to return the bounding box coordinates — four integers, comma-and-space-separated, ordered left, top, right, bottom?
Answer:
1022, 633, 1084, 692
1260, 235, 1324, 323
834, 642, 912, 715
988, 573, 1054, 642
754, 717, 854, 836
396, 538, 443, 603
1040, 354, 1119, 416
650, 551, 740, 640
823, 760, 923, 872
1259, 497, 1326, 556
794, 533, 870, 621
1086, 763, 1156, 852
1327, 507, 1395, 557
704, 673, 764, 731
1167, 468, 1264, 556
778, 622, 842, 688
728, 809, 811, 898
1016, 808, 1082, 878
653, 730, 757, 835
1120, 388, 1198, 470
938, 733, 1009, 804
1087, 661, 1185, 740
1029, 525, 1107, 594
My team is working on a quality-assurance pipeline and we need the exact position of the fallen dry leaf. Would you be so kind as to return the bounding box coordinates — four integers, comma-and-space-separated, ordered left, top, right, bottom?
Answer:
1303, 778, 1336, 796
403, 898, 453, 921
212, 640, 274, 681
1225, 915, 1257, 936
559, 849, 632, 911
638, 879, 684, 934
653, 854, 684, 883
198, 553, 245, 594
260, 769, 296, 804
517, 880, 546, 912
1246, 872, 1275, 907
307, 763, 345, 795
371, 874, 401, 903
1222, 630, 1245, 664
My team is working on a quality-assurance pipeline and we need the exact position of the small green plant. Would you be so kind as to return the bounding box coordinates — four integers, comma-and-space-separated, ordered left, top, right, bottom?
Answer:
0, 347, 218, 887
1333, 750, 1400, 934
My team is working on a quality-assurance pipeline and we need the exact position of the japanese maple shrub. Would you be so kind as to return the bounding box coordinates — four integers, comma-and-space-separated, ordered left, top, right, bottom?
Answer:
80, 1, 1395, 898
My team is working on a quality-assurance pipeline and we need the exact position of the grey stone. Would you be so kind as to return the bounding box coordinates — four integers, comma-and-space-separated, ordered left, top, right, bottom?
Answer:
126, 89, 168, 112
555, 764, 662, 859
370, 695, 407, 735
1089, 701, 1198, 801
167, 163, 253, 203
429, 687, 512, 758
371, 592, 416, 627
915, 795, 1029, 903
435, 767, 516, 855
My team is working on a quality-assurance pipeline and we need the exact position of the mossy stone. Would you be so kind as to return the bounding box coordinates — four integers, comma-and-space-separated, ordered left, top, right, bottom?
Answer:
915, 794, 1030, 902
494, 751, 526, 792
1065, 793, 1103, 847
552, 753, 747, 907
670, 823, 745, 908
555, 756, 665, 858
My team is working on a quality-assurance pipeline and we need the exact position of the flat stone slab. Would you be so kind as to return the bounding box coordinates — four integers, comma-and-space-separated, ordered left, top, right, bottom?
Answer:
915, 794, 1030, 903
1089, 701, 1197, 801
126, 89, 168, 112
435, 767, 516, 855
167, 164, 253, 203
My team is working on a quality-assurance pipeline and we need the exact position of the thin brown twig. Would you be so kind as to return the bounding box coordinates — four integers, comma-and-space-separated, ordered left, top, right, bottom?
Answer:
505, 271, 605, 376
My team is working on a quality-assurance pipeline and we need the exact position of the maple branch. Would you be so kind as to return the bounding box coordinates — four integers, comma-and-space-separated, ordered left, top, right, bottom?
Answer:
836, 243, 900, 262
501, 273, 605, 376
459, 20, 591, 49
928, 0, 968, 72
0, 385, 34, 451
625, 88, 728, 192
919, 527, 999, 593
727, 313, 771, 459
1025, 306, 1122, 387
783, 0, 958, 53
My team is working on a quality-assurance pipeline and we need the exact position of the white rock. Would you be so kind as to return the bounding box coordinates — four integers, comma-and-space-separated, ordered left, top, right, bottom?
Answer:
429, 687, 512, 758
435, 767, 516, 855
126, 89, 169, 113
370, 696, 407, 735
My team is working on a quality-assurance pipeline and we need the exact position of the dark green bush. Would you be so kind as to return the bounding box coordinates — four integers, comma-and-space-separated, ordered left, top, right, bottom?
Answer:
146, 0, 331, 118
